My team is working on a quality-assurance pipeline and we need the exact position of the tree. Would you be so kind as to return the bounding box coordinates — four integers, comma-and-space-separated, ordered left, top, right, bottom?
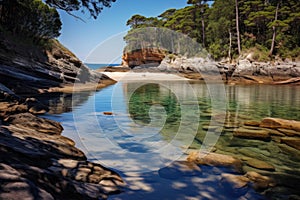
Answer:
269, 0, 280, 56
207, 0, 235, 60
235, 0, 241, 55
0, 0, 62, 41
187, 0, 209, 47
45, 0, 116, 19
126, 14, 147, 29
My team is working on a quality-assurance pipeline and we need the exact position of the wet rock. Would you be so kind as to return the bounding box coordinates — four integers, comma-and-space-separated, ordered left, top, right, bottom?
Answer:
233, 128, 271, 141
158, 161, 202, 180
187, 151, 243, 173
220, 173, 249, 197
221, 173, 249, 189
260, 118, 300, 132
244, 158, 275, 171
277, 128, 300, 137
0, 83, 20, 101
281, 137, 300, 151
267, 129, 286, 137
5, 113, 63, 135
0, 102, 28, 118
103, 111, 113, 116
25, 98, 49, 115
245, 171, 276, 190
244, 121, 261, 127
0, 164, 54, 200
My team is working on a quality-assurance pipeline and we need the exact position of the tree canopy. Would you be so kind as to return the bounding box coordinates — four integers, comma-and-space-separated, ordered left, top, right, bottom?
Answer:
0, 0, 116, 43
45, 0, 116, 19
125, 0, 300, 60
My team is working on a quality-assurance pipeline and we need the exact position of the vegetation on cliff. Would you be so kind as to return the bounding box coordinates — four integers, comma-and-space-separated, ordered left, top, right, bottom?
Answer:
125, 0, 300, 61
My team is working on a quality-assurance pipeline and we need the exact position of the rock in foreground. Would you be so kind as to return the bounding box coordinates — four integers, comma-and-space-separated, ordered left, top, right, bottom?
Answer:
187, 151, 243, 173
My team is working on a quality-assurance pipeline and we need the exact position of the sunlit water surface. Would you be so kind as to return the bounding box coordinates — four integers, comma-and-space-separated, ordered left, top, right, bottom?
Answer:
42, 82, 300, 200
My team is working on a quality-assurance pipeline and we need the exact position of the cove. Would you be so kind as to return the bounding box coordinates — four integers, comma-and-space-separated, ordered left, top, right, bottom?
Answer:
41, 81, 300, 200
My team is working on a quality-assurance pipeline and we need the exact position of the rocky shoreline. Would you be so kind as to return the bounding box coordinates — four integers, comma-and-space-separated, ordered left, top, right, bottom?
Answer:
0, 36, 123, 199
120, 48, 300, 85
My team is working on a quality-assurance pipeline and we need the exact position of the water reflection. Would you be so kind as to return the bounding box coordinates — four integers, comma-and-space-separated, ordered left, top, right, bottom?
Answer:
41, 82, 300, 199
35, 91, 94, 114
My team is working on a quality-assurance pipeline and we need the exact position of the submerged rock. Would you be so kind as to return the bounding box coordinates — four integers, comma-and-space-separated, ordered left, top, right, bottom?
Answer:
260, 118, 300, 132
221, 173, 249, 190
281, 137, 300, 151
245, 171, 276, 191
187, 151, 243, 173
233, 127, 271, 141
244, 158, 275, 171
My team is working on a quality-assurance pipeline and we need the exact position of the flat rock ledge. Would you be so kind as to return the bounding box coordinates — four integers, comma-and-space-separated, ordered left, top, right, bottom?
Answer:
0, 110, 124, 199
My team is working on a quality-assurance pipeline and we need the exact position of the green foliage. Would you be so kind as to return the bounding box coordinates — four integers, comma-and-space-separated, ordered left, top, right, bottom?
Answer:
248, 44, 270, 62
0, 0, 62, 41
124, 0, 300, 60
45, 0, 116, 19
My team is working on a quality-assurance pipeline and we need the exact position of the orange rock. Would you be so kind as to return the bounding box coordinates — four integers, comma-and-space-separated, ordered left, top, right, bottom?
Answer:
103, 112, 113, 116
260, 118, 300, 132
281, 137, 300, 151
187, 151, 243, 173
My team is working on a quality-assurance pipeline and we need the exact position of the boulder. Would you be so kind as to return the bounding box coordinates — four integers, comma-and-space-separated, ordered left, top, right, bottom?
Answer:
187, 151, 243, 173
244, 158, 275, 171
4, 113, 63, 135
0, 102, 28, 118
244, 121, 261, 127
281, 137, 300, 151
220, 173, 249, 197
277, 128, 300, 137
221, 173, 249, 189
245, 171, 276, 190
25, 98, 49, 115
260, 118, 300, 132
233, 127, 271, 141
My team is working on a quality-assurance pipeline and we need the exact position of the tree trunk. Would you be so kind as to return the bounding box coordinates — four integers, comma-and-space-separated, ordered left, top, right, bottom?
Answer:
229, 30, 232, 62
201, 7, 206, 47
269, 2, 279, 56
235, 0, 241, 55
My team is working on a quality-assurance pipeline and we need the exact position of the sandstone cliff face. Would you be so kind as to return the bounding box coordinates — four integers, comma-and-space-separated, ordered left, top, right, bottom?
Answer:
122, 48, 166, 68
0, 34, 106, 95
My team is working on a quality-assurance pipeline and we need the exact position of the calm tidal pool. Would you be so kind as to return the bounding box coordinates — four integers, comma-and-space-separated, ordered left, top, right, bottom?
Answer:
42, 81, 300, 199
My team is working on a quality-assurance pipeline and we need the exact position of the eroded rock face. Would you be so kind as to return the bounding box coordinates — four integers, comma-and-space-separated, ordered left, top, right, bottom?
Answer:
122, 48, 166, 68
233, 59, 300, 78
0, 35, 107, 95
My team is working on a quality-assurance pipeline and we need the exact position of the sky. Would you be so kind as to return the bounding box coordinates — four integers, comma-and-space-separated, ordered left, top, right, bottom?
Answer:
58, 0, 188, 63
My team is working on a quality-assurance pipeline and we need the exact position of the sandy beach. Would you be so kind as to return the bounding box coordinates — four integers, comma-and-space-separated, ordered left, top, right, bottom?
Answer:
101, 72, 190, 81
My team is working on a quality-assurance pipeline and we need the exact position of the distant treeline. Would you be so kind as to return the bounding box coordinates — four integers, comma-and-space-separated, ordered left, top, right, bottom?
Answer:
125, 0, 300, 60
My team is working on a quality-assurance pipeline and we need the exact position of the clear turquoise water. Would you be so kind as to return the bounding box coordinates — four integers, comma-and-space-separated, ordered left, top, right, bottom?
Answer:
42, 81, 300, 199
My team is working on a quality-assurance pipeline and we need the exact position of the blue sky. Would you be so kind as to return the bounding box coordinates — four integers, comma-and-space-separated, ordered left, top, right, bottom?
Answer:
58, 0, 188, 63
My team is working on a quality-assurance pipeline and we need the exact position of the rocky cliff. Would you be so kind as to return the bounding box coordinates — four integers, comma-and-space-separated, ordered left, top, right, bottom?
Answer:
0, 33, 114, 95
122, 48, 166, 68
0, 34, 123, 199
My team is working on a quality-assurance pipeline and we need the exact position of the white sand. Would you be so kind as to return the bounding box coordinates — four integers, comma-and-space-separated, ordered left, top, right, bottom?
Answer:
101, 72, 189, 82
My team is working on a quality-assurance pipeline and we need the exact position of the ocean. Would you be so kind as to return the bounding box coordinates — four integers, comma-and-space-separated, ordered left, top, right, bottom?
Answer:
85, 63, 120, 70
